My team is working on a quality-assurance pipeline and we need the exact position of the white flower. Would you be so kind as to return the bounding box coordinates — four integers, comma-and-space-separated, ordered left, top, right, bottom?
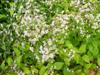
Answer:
42, 54, 49, 61
80, 8, 90, 13
35, 55, 40, 60
25, 15, 31, 22
0, 31, 3, 34
53, 28, 61, 34
61, 21, 66, 27
48, 39, 52, 46
51, 21, 55, 26
15, 30, 20, 36
39, 46, 44, 53
29, 39, 36, 45
68, 49, 75, 59
18, 71, 25, 75
44, 47, 49, 54
41, 30, 46, 35
21, 42, 25, 48
45, 29, 49, 34
24, 31, 28, 36
96, 14, 100, 19
49, 53, 55, 59
65, 25, 68, 30
29, 47, 34, 52
86, 34, 91, 38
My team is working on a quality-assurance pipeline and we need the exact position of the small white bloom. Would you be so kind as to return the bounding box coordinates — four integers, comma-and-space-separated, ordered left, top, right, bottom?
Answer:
49, 53, 55, 59
18, 71, 25, 75
48, 39, 52, 46
24, 31, 28, 36
42, 54, 49, 61
39, 46, 44, 54
29, 47, 34, 52
44, 47, 49, 54
68, 49, 75, 59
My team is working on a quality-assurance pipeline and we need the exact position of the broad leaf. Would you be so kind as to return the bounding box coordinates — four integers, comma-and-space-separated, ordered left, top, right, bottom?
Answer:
54, 62, 64, 70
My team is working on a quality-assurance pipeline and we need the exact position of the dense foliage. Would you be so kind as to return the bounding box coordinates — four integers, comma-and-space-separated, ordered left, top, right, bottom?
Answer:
0, 0, 100, 75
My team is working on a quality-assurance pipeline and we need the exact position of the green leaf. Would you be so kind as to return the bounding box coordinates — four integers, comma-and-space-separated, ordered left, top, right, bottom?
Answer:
23, 67, 30, 74
82, 55, 90, 63
97, 58, 100, 66
64, 58, 70, 66
91, 64, 97, 69
13, 48, 20, 56
31, 66, 38, 74
79, 44, 86, 53
63, 66, 71, 75
84, 63, 92, 69
65, 40, 73, 49
10, 10, 14, 16
74, 54, 81, 64
89, 46, 99, 57
6, 71, 17, 75
16, 56, 22, 67
39, 66, 46, 75
0, 14, 6, 19
58, 39, 64, 45
0, 61, 7, 70
54, 62, 64, 70
7, 57, 13, 66
88, 40, 99, 57
97, 71, 100, 75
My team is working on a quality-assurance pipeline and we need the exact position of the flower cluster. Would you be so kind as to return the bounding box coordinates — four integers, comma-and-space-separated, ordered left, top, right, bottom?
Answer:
0, 0, 100, 75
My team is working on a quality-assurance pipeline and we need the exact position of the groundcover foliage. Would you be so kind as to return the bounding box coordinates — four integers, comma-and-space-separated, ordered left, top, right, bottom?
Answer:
0, 0, 100, 75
